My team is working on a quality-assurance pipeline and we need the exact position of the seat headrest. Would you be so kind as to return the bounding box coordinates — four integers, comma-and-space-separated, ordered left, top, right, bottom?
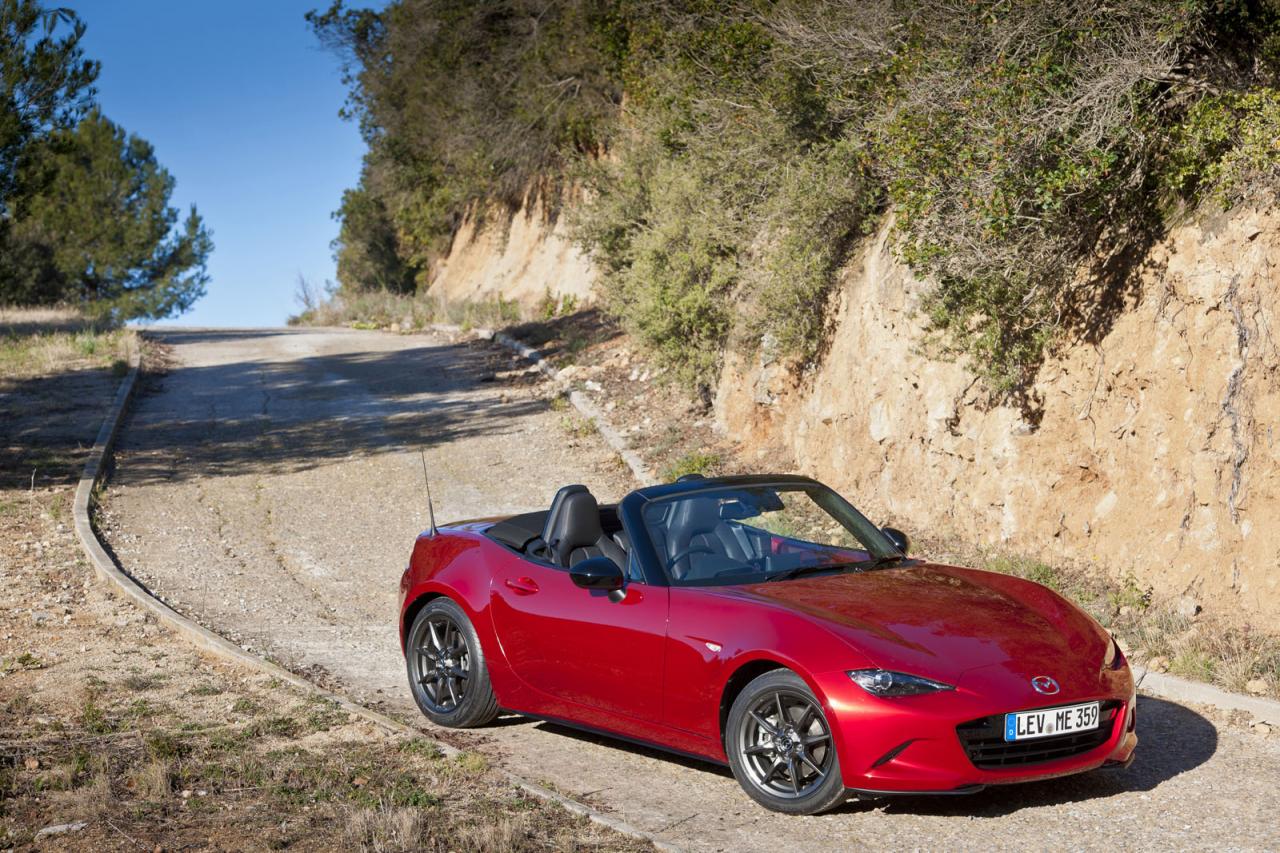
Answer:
668, 496, 723, 551
541, 484, 588, 545
546, 490, 603, 567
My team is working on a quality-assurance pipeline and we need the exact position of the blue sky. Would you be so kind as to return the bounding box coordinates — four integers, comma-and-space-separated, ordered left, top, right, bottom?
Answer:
66, 1, 371, 327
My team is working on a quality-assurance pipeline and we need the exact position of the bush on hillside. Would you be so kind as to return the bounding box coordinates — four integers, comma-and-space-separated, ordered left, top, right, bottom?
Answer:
316, 0, 1280, 394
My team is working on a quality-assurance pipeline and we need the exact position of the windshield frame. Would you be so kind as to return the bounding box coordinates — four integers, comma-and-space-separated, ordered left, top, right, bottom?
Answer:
618, 476, 902, 588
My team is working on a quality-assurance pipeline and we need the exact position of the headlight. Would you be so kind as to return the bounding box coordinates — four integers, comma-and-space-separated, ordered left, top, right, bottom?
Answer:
848, 669, 954, 697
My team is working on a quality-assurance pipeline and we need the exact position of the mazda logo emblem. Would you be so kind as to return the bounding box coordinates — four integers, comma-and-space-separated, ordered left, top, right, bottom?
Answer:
1031, 675, 1060, 695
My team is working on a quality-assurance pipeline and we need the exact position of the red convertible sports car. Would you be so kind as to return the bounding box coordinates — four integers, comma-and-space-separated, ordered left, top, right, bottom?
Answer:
398, 475, 1137, 814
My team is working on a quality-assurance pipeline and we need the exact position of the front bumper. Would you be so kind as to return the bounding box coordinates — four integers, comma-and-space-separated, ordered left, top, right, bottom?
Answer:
815, 664, 1138, 794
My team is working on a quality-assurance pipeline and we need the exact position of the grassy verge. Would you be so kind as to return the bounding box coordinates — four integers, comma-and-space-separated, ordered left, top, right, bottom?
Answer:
2, 680, 627, 851
291, 288, 582, 333
0, 307, 132, 378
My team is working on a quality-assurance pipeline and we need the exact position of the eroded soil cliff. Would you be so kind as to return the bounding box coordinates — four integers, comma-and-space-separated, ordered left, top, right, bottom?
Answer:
716, 210, 1280, 627
431, 195, 595, 310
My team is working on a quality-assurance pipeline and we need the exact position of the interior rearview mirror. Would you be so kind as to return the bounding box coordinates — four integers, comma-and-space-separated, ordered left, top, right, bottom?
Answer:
882, 527, 909, 555
569, 556, 624, 591
718, 499, 756, 521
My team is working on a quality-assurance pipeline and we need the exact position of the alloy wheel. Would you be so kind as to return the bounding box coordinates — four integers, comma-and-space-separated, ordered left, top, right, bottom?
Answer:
411, 613, 471, 713
737, 688, 834, 799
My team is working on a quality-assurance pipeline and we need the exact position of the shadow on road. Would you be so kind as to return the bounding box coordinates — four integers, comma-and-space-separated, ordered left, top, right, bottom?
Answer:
108, 328, 551, 486
512, 694, 1216, 817
0, 366, 123, 488
525, 718, 735, 779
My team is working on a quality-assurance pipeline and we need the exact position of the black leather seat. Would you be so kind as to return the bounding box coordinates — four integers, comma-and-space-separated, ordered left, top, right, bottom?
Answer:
666, 496, 752, 580
542, 488, 627, 570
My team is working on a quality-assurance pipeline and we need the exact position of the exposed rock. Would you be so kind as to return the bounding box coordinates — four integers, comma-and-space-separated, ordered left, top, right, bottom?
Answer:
1146, 656, 1170, 673
1246, 678, 1269, 696
1176, 596, 1202, 620
712, 210, 1280, 630
431, 193, 596, 310
34, 822, 87, 840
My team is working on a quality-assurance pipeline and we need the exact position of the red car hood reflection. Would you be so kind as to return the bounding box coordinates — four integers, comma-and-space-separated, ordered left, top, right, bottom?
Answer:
722, 563, 1106, 684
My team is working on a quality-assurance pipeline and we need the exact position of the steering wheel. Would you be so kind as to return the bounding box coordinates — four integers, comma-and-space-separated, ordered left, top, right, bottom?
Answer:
666, 545, 715, 575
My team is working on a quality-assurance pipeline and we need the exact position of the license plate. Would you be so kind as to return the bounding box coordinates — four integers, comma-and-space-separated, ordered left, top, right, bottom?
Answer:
1004, 701, 1100, 742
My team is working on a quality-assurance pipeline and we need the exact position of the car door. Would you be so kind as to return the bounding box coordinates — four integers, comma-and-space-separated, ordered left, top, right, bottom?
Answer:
490, 553, 669, 724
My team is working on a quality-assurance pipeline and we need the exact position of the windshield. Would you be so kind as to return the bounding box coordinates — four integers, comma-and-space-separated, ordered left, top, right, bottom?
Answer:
639, 484, 900, 586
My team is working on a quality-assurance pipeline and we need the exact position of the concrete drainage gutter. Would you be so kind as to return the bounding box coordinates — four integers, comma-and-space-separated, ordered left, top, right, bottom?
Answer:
71, 337, 680, 853
1134, 667, 1280, 726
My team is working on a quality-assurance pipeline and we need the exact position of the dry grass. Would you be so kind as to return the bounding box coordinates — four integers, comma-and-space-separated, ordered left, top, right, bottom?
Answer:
455, 811, 534, 851
0, 306, 133, 378
46, 764, 114, 822
0, 306, 90, 335
126, 758, 173, 801
290, 288, 526, 332
343, 804, 426, 852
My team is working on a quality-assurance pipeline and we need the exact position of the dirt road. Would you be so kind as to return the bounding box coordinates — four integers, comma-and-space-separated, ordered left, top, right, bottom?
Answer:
102, 327, 1280, 851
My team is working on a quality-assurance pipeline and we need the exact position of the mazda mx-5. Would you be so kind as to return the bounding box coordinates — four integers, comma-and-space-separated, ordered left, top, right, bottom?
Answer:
398, 475, 1136, 814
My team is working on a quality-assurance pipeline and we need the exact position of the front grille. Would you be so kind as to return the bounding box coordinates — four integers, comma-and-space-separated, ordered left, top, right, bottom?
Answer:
956, 700, 1121, 769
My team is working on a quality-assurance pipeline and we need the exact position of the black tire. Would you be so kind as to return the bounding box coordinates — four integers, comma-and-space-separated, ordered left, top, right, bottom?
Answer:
405, 598, 499, 727
725, 669, 847, 815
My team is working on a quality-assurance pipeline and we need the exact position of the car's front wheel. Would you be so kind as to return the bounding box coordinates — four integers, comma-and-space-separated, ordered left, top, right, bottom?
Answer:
726, 669, 846, 814
405, 598, 499, 727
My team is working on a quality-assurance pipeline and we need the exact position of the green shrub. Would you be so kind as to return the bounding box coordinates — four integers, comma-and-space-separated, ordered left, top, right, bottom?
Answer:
662, 450, 720, 482
316, 0, 1280, 396
1165, 88, 1280, 207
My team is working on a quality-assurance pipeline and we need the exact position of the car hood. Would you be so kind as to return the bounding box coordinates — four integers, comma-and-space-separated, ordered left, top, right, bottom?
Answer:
725, 562, 1108, 684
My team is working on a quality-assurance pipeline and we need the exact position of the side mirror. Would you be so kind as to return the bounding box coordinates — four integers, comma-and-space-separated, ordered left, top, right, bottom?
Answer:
882, 527, 909, 556
569, 556, 624, 591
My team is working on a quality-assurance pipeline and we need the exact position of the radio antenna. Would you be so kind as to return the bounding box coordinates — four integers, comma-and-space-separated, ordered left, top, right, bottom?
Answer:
419, 449, 437, 536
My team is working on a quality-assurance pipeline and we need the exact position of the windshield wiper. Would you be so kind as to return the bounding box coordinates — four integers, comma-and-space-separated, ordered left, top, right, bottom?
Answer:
858, 554, 907, 569
766, 555, 905, 582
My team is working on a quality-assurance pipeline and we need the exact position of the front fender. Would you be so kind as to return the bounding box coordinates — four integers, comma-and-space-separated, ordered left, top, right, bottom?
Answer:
665, 586, 876, 759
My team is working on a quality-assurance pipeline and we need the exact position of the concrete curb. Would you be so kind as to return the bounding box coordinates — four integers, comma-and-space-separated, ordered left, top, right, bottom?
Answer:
491, 329, 658, 486
72, 333, 677, 852
1134, 666, 1280, 725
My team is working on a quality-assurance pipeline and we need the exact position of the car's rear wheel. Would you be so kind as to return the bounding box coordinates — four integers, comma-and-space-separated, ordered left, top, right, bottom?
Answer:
726, 669, 846, 815
405, 598, 498, 727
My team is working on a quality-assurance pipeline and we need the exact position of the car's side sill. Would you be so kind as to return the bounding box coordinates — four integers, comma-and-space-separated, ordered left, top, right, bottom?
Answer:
502, 708, 729, 768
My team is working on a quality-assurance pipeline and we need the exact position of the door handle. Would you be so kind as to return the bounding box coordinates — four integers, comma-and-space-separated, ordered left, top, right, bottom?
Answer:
504, 577, 539, 595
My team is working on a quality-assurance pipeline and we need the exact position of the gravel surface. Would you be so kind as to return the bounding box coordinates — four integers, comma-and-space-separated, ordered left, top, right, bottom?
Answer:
102, 327, 1280, 852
